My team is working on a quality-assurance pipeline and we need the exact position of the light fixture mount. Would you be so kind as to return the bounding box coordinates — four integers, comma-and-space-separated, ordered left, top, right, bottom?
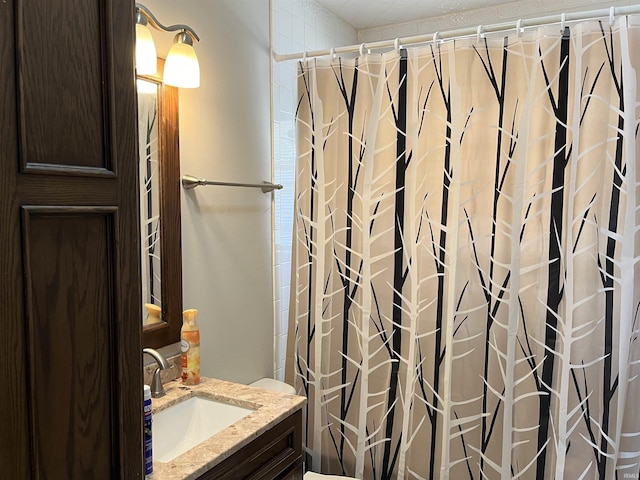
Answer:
134, 3, 200, 88
135, 3, 200, 43
174, 31, 194, 47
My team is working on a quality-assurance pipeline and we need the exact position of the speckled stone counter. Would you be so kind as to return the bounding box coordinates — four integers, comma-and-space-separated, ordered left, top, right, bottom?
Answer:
149, 377, 305, 480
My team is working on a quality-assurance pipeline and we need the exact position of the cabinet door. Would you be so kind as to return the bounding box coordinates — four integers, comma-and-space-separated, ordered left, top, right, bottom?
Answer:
197, 410, 303, 480
0, 0, 142, 478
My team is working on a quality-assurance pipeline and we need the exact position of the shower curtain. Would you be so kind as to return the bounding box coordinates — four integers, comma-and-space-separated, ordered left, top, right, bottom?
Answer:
288, 16, 640, 480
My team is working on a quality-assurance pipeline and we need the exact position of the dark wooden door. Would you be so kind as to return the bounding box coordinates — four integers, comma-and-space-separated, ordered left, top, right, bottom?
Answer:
0, 0, 143, 478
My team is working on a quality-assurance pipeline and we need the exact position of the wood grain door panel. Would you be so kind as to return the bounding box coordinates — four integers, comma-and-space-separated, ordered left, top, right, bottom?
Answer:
16, 0, 115, 174
1, 0, 143, 477
22, 207, 118, 478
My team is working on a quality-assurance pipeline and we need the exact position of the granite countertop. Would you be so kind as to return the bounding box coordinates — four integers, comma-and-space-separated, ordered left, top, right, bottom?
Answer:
149, 377, 305, 480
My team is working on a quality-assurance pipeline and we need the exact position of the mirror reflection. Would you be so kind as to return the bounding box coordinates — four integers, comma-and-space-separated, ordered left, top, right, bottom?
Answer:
137, 59, 183, 349
138, 78, 162, 324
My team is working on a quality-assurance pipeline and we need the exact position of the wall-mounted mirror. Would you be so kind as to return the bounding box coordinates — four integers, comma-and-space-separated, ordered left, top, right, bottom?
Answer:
137, 58, 183, 349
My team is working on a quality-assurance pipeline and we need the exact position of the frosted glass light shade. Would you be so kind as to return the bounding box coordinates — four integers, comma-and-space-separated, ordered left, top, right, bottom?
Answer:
164, 42, 200, 88
136, 24, 157, 75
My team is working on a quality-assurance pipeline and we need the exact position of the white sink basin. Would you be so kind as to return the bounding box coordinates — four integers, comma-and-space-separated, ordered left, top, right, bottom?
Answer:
153, 396, 254, 463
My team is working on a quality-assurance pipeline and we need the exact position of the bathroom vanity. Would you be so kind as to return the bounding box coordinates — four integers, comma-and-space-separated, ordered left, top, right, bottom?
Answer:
150, 377, 305, 479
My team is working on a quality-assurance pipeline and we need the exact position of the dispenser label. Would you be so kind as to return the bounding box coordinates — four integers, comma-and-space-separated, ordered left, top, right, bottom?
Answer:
180, 339, 189, 352
144, 397, 153, 475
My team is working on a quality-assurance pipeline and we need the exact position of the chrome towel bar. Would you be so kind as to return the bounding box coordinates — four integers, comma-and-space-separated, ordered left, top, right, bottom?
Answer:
182, 175, 283, 193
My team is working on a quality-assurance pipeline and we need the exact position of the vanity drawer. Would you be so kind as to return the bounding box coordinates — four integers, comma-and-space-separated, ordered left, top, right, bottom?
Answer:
197, 409, 303, 480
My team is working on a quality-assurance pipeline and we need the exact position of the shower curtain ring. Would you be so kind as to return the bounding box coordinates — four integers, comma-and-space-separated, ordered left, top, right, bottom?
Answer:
330, 47, 336, 59
394, 38, 402, 52
560, 13, 566, 32
477, 25, 483, 42
359, 43, 366, 56
302, 51, 307, 62
433, 31, 440, 45
516, 19, 523, 37
609, 6, 615, 26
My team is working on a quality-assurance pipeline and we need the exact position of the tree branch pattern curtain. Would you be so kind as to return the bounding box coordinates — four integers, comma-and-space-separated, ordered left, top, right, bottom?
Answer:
288, 17, 640, 480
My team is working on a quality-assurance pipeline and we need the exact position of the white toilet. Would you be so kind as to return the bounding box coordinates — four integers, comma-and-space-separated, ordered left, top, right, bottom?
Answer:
249, 377, 296, 395
248, 379, 357, 480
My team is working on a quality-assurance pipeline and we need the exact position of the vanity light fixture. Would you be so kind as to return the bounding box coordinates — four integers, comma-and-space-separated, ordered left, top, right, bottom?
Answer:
135, 3, 201, 88
135, 8, 157, 75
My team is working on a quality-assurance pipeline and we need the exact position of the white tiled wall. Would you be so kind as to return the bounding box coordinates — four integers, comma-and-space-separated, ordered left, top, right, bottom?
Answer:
271, 0, 356, 380
358, 0, 634, 42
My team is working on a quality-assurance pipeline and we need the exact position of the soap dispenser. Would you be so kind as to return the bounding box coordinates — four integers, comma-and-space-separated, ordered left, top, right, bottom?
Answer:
181, 309, 200, 385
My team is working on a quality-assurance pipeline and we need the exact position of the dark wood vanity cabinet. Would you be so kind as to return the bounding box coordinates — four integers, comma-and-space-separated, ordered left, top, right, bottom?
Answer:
197, 409, 303, 480
0, 0, 143, 477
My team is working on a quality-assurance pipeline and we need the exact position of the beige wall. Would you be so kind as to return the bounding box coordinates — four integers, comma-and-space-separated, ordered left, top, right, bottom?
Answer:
144, 0, 273, 384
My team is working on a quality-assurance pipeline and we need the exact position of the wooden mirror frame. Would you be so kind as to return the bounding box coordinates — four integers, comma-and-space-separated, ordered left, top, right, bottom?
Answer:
138, 59, 183, 349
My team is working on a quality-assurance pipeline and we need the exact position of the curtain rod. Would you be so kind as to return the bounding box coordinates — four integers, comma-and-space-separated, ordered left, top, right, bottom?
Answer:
273, 4, 640, 62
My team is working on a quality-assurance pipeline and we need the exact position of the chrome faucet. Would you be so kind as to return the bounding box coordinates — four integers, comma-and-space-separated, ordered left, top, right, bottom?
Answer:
143, 348, 170, 398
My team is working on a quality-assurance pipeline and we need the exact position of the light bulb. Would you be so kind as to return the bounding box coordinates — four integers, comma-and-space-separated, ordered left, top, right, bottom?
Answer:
136, 23, 157, 75
164, 35, 200, 88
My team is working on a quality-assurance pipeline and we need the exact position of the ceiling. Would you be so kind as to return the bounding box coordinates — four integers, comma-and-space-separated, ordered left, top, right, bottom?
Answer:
314, 0, 510, 30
